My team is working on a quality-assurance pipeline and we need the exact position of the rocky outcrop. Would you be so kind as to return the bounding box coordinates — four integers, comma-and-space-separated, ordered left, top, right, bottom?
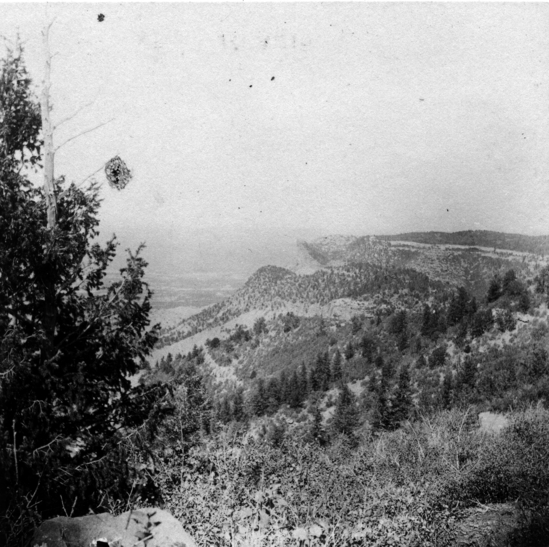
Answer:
478, 411, 510, 434
453, 503, 520, 547
32, 507, 196, 547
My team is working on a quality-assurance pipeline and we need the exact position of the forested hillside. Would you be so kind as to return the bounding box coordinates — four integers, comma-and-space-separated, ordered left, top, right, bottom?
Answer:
156, 234, 540, 349
140, 235, 549, 546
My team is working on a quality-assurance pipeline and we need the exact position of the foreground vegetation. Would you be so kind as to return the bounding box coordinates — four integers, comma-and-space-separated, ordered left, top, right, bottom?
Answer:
124, 406, 549, 547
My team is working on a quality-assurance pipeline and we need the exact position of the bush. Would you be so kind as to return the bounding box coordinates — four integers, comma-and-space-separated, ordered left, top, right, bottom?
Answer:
441, 406, 549, 510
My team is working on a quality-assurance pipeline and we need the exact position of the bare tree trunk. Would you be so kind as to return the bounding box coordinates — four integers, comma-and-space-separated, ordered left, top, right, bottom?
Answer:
40, 22, 57, 344
41, 22, 56, 231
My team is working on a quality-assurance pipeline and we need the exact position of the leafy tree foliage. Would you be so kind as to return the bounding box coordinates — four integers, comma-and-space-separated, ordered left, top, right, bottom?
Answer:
0, 47, 163, 521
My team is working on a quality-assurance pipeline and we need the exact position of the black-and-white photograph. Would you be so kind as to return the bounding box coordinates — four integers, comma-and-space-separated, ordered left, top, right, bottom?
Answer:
1, 3, 549, 546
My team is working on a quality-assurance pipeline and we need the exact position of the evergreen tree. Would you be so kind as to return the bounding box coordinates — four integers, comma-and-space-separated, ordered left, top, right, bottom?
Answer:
344, 341, 355, 360
421, 304, 434, 337
298, 362, 309, 399
372, 385, 391, 431
317, 316, 327, 337
0, 46, 164, 519
248, 378, 268, 416
392, 364, 413, 424
232, 389, 245, 422
429, 346, 447, 369
279, 369, 290, 405
308, 405, 327, 445
332, 383, 360, 438
388, 310, 408, 337
457, 356, 477, 390
217, 398, 230, 424
360, 333, 375, 362
502, 269, 517, 295
535, 266, 549, 295
440, 370, 454, 409
316, 351, 331, 391
487, 275, 502, 303
253, 316, 267, 336
465, 296, 478, 318
397, 330, 408, 352
331, 349, 343, 382
415, 354, 427, 369
266, 377, 281, 414
373, 358, 393, 431
470, 309, 493, 338
288, 369, 302, 409
448, 287, 470, 326
351, 315, 362, 335
374, 353, 385, 371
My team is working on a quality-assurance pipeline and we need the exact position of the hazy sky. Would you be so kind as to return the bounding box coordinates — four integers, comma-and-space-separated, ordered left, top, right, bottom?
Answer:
2, 3, 549, 272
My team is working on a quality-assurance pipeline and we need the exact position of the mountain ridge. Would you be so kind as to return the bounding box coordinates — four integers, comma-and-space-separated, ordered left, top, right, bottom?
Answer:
154, 230, 548, 353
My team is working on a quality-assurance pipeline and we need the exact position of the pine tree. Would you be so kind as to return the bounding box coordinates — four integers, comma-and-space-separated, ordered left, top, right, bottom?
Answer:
298, 362, 309, 399
232, 388, 245, 422
266, 377, 281, 414
279, 369, 290, 405
440, 370, 454, 409
448, 287, 470, 326
331, 349, 343, 382
344, 341, 355, 360
332, 383, 360, 437
316, 351, 331, 391
309, 405, 327, 445
457, 356, 477, 390
372, 356, 394, 430
288, 369, 302, 409
351, 315, 362, 335
487, 275, 502, 303
392, 364, 413, 424
248, 378, 268, 416
360, 333, 375, 362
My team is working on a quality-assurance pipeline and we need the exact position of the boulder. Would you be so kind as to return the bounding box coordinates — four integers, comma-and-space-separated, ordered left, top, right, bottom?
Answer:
32, 507, 196, 547
478, 411, 509, 434
453, 503, 519, 546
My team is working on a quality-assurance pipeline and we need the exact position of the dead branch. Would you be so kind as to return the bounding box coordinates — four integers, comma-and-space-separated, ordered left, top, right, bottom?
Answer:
54, 98, 96, 130
55, 118, 114, 153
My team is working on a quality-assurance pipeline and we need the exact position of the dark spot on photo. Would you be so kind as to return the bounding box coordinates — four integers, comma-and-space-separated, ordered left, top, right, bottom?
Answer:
97, 13, 105, 22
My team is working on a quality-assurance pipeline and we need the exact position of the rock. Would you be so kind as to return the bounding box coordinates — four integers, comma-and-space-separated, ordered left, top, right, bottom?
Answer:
32, 507, 196, 547
453, 503, 520, 546
478, 411, 509, 434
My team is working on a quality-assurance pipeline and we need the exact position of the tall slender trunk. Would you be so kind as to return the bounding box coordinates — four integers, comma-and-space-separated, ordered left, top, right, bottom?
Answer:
41, 23, 56, 230
40, 22, 57, 345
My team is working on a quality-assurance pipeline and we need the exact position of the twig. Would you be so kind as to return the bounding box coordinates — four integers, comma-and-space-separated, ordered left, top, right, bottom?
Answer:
0, 366, 15, 378
13, 420, 18, 487
55, 118, 114, 152
54, 98, 96, 130
58, 161, 108, 200
32, 434, 63, 456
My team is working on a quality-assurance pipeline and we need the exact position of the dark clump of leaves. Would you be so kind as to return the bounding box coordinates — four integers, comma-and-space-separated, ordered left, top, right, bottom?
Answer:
105, 155, 132, 190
